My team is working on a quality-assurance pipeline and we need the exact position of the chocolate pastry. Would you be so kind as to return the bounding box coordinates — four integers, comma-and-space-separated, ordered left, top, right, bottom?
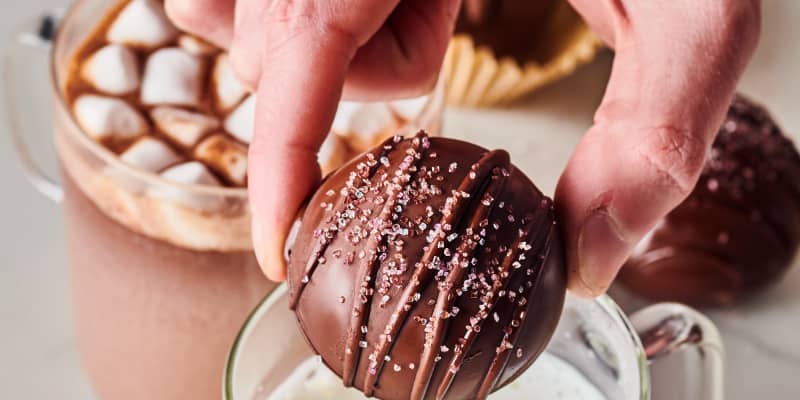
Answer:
288, 132, 567, 399
456, 0, 558, 64
619, 95, 800, 307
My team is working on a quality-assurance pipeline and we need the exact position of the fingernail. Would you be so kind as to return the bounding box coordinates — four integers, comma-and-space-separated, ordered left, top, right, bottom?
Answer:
284, 218, 302, 262
577, 211, 630, 295
252, 218, 267, 267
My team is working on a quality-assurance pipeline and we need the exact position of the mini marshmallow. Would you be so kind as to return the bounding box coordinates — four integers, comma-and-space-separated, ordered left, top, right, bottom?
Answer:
389, 95, 429, 121
213, 54, 249, 112
224, 94, 255, 143
330, 101, 361, 134
120, 136, 182, 172
318, 134, 351, 176
178, 35, 217, 56
151, 162, 223, 210
160, 161, 220, 186
150, 107, 219, 148
81, 44, 140, 95
332, 102, 399, 152
141, 48, 202, 107
73, 94, 148, 141
107, 0, 178, 49
194, 134, 248, 186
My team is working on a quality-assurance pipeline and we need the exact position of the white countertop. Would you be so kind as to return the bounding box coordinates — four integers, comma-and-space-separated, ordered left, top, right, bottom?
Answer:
1, 1, 798, 399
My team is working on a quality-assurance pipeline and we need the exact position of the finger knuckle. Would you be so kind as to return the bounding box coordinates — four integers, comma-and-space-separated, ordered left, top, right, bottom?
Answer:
264, 1, 350, 40
264, 0, 316, 27
262, 1, 360, 57
635, 125, 708, 197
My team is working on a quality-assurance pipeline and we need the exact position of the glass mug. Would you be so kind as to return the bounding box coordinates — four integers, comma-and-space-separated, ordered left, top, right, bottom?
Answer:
5, 2, 445, 400
225, 285, 724, 400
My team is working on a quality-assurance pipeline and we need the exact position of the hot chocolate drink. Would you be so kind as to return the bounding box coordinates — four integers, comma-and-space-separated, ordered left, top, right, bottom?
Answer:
266, 354, 606, 400
64, 0, 434, 186
53, 1, 441, 399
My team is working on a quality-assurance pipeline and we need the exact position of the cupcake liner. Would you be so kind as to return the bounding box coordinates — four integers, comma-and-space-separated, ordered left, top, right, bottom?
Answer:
444, 1, 602, 107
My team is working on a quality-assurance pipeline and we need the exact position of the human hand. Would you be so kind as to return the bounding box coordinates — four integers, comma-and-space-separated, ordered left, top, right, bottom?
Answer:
165, 0, 460, 280
558, 0, 761, 296
166, 0, 761, 297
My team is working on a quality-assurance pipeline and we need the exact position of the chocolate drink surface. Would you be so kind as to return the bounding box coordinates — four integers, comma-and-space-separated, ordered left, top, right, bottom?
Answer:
619, 95, 800, 307
288, 132, 567, 400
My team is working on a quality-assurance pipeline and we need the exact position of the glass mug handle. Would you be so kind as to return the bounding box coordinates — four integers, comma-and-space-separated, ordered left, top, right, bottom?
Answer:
4, 10, 65, 203
631, 303, 724, 400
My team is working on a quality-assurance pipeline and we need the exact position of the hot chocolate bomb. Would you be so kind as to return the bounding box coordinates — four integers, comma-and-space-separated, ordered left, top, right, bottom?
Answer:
288, 133, 567, 400
619, 95, 800, 306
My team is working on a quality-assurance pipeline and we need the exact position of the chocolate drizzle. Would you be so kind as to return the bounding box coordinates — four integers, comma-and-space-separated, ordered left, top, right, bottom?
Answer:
361, 150, 511, 398
289, 135, 406, 309
438, 208, 549, 399
343, 133, 432, 386
410, 152, 510, 399
289, 132, 567, 400
476, 217, 555, 398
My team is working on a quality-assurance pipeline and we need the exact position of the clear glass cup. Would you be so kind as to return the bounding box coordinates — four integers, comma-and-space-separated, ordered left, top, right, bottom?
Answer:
5, 1, 445, 400
225, 285, 724, 400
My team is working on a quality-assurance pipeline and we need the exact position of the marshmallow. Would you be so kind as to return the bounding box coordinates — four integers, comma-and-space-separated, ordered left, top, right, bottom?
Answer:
107, 0, 178, 49
81, 44, 140, 95
318, 134, 351, 176
332, 102, 399, 152
213, 54, 249, 112
150, 162, 223, 210
194, 134, 248, 186
120, 136, 182, 172
178, 35, 217, 56
224, 94, 255, 143
331, 101, 361, 134
73, 94, 148, 141
150, 107, 219, 148
160, 161, 221, 186
389, 95, 429, 121
141, 48, 203, 107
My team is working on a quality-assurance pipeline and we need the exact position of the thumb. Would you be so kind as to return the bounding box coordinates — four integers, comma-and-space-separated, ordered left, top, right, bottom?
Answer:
556, 1, 760, 296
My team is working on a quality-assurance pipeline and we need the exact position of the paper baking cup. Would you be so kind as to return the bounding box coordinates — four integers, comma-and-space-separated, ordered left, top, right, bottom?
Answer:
444, 2, 602, 107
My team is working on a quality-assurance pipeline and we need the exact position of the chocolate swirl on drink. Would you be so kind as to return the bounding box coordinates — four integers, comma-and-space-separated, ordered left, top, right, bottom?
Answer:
288, 132, 567, 400
619, 95, 800, 307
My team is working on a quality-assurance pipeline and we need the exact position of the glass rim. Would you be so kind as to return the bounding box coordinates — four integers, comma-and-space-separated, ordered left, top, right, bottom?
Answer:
223, 284, 651, 400
50, 0, 444, 199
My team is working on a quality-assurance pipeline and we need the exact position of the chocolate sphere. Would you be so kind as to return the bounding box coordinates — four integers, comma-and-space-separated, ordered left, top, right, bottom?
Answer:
288, 132, 566, 400
619, 95, 800, 307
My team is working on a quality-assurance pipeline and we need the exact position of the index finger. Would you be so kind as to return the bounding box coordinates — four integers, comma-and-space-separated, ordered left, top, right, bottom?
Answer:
243, 0, 399, 281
